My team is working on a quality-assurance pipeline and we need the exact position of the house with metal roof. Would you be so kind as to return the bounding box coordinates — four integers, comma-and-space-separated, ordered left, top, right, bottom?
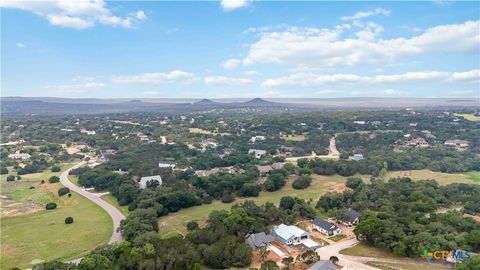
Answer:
312, 218, 341, 236
308, 260, 337, 270
272, 224, 309, 245
138, 175, 162, 189
245, 232, 274, 249
341, 209, 360, 226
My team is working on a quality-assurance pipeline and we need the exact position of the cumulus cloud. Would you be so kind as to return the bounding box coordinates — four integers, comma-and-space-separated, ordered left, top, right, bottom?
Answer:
244, 70, 260, 76
341, 8, 391, 21
204, 76, 253, 86
244, 20, 480, 68
220, 0, 250, 11
16, 42, 26, 48
0, 0, 146, 29
262, 69, 480, 87
111, 70, 196, 84
222, 58, 241, 70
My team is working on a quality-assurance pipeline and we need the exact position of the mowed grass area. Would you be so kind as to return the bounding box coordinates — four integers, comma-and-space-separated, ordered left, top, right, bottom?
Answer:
340, 242, 401, 259
188, 127, 231, 136
101, 194, 129, 217
454, 113, 480, 122
280, 134, 306, 141
158, 174, 346, 235
366, 261, 453, 270
382, 170, 480, 185
1, 165, 112, 269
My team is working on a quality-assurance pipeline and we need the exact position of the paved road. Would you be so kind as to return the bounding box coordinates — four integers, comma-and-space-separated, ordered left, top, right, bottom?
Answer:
60, 162, 125, 244
316, 238, 378, 270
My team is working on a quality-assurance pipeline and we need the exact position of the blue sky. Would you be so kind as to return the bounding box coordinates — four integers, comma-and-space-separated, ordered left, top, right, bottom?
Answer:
1, 0, 479, 98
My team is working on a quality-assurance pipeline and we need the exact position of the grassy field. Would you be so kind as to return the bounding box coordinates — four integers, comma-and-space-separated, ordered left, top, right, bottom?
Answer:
188, 128, 231, 136
280, 134, 306, 141
101, 194, 129, 217
382, 170, 480, 185
366, 261, 453, 270
454, 113, 480, 122
158, 174, 346, 235
340, 242, 400, 259
328, 234, 346, 242
0, 165, 112, 269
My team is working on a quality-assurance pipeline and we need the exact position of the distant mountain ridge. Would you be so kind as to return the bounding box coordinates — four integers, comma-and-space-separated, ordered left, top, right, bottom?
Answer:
1, 96, 478, 116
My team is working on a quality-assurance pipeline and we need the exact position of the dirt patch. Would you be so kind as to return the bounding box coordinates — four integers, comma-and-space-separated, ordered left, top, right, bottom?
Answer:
1, 203, 43, 217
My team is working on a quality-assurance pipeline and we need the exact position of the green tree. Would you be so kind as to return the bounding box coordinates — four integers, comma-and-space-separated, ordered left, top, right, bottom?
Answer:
260, 260, 279, 270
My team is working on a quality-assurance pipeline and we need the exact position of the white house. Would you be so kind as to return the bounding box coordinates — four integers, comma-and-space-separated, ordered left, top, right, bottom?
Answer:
158, 159, 176, 169
351, 154, 364, 161
139, 175, 162, 189
272, 224, 309, 245
8, 151, 31, 160
248, 149, 267, 159
312, 218, 341, 236
250, 136, 266, 143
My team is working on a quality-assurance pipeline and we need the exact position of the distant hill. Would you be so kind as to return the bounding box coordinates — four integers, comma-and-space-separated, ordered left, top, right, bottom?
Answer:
1, 96, 478, 116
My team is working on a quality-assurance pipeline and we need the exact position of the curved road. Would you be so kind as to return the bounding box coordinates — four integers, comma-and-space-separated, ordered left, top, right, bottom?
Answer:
60, 162, 125, 244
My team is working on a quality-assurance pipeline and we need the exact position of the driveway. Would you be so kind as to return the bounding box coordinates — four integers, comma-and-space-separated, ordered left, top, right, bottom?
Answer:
60, 162, 125, 244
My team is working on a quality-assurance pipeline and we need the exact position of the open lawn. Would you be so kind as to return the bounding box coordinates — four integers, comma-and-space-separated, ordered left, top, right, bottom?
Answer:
340, 242, 400, 259
383, 170, 480, 185
101, 194, 129, 217
158, 174, 347, 235
0, 165, 112, 269
188, 128, 230, 136
366, 261, 453, 270
454, 113, 480, 122
280, 134, 306, 141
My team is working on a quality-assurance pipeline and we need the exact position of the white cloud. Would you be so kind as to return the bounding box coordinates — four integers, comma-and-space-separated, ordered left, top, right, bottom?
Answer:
16, 42, 26, 48
111, 70, 196, 84
262, 69, 480, 87
143, 91, 159, 95
315, 89, 337, 95
221, 0, 250, 11
204, 76, 253, 86
244, 20, 480, 68
244, 70, 260, 76
0, 0, 146, 29
222, 58, 241, 70
43, 81, 106, 94
382, 88, 404, 95
341, 8, 391, 21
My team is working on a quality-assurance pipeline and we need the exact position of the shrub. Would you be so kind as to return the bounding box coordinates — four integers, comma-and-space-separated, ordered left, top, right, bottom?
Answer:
49, 176, 60, 183
0, 167, 8, 175
68, 193, 72, 197
6, 175, 16, 182
65, 216, 74, 224
41, 180, 45, 184
221, 193, 235, 203
292, 175, 312, 189
58, 187, 70, 196
186, 221, 199, 231
46, 202, 57, 210
51, 166, 61, 172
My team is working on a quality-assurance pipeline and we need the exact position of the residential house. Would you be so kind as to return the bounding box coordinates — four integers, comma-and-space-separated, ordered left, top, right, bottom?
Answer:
158, 159, 176, 169
8, 151, 31, 160
271, 162, 284, 170
249, 149, 267, 159
195, 168, 221, 177
341, 209, 360, 226
250, 135, 266, 143
245, 232, 274, 249
139, 175, 162, 189
272, 224, 309, 245
312, 218, 341, 236
308, 260, 337, 270
409, 137, 429, 148
350, 154, 364, 161
353, 121, 365, 125
200, 139, 218, 149
256, 165, 273, 176
444, 139, 469, 148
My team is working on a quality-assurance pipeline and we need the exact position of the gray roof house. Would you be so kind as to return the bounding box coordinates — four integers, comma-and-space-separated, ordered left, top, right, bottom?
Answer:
139, 175, 162, 189
248, 149, 267, 159
308, 260, 337, 270
342, 209, 360, 226
312, 218, 341, 236
158, 159, 176, 168
245, 232, 274, 249
272, 224, 309, 245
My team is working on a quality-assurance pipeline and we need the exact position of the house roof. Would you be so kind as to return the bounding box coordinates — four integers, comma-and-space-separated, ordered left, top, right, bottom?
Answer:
256, 165, 273, 174
245, 232, 274, 248
343, 209, 360, 223
139, 175, 162, 189
308, 260, 337, 270
312, 218, 339, 231
273, 224, 308, 241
